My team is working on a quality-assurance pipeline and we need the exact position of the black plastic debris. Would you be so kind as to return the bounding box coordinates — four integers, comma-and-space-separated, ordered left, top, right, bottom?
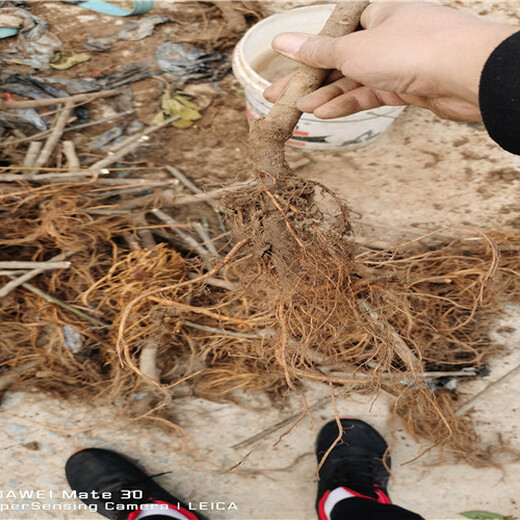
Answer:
0, 112, 39, 132
155, 42, 230, 84
102, 63, 159, 89
30, 63, 159, 95
1, 74, 89, 124
40, 76, 99, 94
2, 73, 69, 99
0, 7, 62, 68
88, 126, 123, 150
15, 107, 47, 131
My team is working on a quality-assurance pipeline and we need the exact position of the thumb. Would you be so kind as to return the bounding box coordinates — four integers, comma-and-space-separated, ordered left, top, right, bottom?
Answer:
272, 32, 340, 69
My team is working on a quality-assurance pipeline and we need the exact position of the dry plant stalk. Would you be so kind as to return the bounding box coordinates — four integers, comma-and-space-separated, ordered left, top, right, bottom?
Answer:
250, 1, 369, 176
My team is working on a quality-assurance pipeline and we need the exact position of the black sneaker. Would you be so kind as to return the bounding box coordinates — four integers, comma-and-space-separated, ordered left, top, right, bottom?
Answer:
316, 418, 391, 519
65, 448, 206, 520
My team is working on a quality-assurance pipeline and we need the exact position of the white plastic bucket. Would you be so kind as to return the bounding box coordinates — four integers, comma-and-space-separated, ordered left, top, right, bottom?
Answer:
232, 4, 405, 151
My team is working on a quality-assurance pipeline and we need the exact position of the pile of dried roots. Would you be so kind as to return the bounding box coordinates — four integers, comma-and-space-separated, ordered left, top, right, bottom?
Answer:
1, 167, 519, 465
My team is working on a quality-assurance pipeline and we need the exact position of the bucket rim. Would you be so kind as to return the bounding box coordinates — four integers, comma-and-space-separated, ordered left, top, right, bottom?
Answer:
234, 4, 337, 92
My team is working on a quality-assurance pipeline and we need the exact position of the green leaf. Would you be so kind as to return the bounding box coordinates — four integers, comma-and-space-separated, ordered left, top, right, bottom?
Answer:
50, 52, 91, 70
460, 511, 507, 520
157, 91, 201, 129
150, 111, 165, 126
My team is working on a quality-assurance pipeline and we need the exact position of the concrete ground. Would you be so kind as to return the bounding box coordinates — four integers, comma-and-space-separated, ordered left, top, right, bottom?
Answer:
1, 107, 520, 520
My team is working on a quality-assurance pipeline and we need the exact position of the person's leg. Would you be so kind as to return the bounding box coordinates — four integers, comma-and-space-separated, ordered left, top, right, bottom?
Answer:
65, 448, 206, 520
315, 418, 425, 520
328, 497, 424, 520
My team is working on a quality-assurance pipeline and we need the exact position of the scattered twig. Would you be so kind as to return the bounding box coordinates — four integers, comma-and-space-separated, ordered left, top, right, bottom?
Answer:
0, 261, 70, 270
86, 117, 179, 175
0, 89, 120, 110
107, 116, 179, 154
183, 320, 261, 339
90, 181, 177, 198
134, 214, 157, 250
359, 298, 422, 374
424, 371, 478, 378
165, 165, 228, 232
0, 254, 71, 298
0, 111, 134, 148
455, 363, 520, 417
62, 140, 80, 170
16, 281, 106, 327
23, 141, 42, 169
165, 165, 203, 195
94, 178, 176, 186
186, 272, 236, 291
232, 396, 331, 449
138, 341, 160, 384
0, 170, 110, 182
122, 231, 141, 252
118, 179, 255, 210
194, 221, 219, 257
34, 100, 75, 170
151, 209, 212, 261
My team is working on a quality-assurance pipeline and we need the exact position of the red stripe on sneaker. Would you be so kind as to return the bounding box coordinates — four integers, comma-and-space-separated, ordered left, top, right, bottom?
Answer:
342, 486, 376, 502
375, 488, 392, 504
155, 500, 200, 520
127, 500, 200, 520
318, 490, 331, 520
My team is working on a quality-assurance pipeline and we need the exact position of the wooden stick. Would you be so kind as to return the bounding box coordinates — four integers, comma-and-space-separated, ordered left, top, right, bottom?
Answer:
62, 140, 80, 170
165, 165, 228, 232
0, 261, 70, 270
18, 282, 105, 326
186, 272, 236, 291
165, 165, 203, 195
455, 363, 520, 417
34, 100, 75, 170
86, 116, 179, 174
118, 179, 256, 210
133, 214, 157, 250
0, 89, 120, 110
194, 221, 219, 257
183, 320, 261, 339
138, 341, 160, 383
23, 142, 42, 169
0, 270, 28, 276
0, 253, 71, 298
151, 209, 212, 261
0, 170, 110, 182
106, 116, 179, 154
250, 1, 369, 177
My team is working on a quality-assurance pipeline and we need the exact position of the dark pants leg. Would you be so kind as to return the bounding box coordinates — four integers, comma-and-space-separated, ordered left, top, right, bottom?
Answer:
330, 498, 425, 520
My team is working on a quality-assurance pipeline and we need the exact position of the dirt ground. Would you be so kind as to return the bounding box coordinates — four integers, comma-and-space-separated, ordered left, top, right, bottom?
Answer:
1, 1, 520, 519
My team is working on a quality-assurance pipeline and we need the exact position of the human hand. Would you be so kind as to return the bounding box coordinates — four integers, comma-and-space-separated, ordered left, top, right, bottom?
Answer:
264, 1, 520, 122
